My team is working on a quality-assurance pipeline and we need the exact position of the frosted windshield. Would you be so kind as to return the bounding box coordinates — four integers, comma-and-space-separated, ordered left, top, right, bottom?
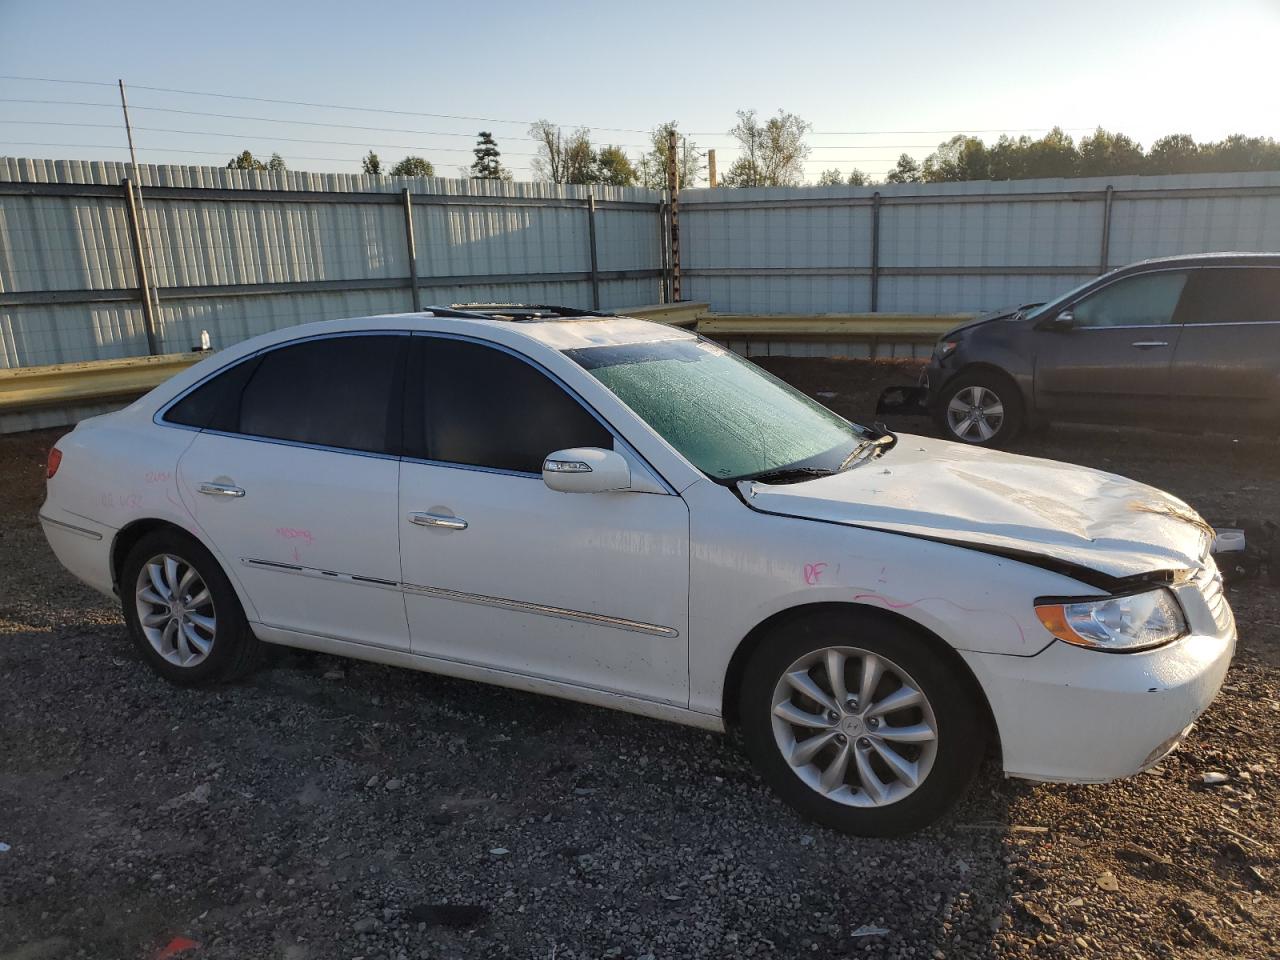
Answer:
566, 339, 865, 481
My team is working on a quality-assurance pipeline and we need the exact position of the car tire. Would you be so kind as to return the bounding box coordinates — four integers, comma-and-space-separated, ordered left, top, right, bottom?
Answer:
121, 528, 260, 686
738, 609, 987, 836
934, 370, 1024, 447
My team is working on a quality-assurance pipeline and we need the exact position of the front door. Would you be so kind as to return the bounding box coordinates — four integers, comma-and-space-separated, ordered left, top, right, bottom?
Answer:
397, 336, 690, 706
176, 333, 410, 650
1033, 270, 1189, 424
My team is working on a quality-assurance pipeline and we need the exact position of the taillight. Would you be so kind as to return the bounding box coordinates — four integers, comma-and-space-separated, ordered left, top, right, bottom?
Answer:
47, 446, 63, 479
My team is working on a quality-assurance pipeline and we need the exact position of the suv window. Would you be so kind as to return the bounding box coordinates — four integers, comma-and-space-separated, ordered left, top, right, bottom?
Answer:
1070, 271, 1188, 328
236, 335, 405, 454
419, 338, 612, 473
1174, 267, 1280, 325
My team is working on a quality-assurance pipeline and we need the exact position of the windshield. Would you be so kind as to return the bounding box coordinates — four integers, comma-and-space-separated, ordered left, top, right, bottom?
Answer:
565, 338, 868, 482
1024, 270, 1116, 321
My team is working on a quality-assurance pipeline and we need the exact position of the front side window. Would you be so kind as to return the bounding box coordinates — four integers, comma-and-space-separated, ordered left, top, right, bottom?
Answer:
566, 337, 866, 482
1070, 271, 1188, 328
419, 338, 612, 473
236, 335, 404, 453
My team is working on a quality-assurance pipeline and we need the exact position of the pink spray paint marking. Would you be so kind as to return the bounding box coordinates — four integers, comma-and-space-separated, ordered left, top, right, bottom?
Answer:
145, 471, 172, 484
803, 562, 828, 585
276, 527, 315, 546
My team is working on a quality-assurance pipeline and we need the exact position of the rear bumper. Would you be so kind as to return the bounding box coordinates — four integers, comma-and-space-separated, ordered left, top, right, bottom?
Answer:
961, 619, 1235, 784
39, 511, 116, 598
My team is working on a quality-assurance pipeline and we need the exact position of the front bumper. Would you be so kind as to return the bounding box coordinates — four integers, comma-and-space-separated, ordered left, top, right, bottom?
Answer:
961, 592, 1235, 783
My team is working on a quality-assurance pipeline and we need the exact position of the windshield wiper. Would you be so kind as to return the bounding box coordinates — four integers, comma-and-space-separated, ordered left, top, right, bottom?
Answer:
836, 425, 899, 472
743, 466, 835, 485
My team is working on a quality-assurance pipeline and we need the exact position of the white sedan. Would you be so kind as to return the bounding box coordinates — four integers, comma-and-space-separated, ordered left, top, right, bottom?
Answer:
40, 306, 1235, 835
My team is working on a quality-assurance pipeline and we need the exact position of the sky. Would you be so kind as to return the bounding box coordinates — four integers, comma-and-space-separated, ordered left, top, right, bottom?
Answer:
1, 0, 1278, 183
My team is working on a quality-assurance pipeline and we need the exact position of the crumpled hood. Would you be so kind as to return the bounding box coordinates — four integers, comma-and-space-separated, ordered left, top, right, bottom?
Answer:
739, 434, 1210, 582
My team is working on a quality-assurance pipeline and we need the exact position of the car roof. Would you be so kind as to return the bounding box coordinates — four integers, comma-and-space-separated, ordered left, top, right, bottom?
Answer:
1120, 251, 1280, 272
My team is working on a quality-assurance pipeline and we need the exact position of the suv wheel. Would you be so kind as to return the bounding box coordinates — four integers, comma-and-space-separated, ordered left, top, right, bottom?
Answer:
935, 371, 1024, 447
121, 529, 260, 686
739, 610, 986, 835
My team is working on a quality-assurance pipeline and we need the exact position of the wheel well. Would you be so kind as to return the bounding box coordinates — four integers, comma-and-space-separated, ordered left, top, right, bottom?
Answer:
110, 518, 189, 589
720, 601, 1001, 762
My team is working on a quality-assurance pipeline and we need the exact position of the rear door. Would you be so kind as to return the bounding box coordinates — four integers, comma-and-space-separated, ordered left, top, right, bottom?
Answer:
1169, 266, 1280, 426
175, 333, 410, 651
1033, 270, 1188, 424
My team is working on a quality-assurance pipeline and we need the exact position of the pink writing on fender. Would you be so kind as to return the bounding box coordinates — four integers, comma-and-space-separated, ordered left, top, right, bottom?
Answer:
803, 562, 828, 585
276, 527, 314, 546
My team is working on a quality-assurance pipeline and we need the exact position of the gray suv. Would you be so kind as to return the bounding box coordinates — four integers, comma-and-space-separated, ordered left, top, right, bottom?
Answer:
895, 253, 1280, 446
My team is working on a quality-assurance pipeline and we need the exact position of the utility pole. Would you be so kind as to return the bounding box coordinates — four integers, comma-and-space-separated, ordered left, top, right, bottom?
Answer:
666, 128, 681, 302
707, 149, 718, 188
118, 79, 161, 355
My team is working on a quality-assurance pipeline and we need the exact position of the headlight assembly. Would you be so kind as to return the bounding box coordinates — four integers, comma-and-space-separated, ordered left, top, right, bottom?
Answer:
1035, 588, 1186, 652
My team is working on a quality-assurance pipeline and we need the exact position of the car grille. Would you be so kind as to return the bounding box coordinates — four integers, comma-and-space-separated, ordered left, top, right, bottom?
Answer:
1193, 558, 1233, 634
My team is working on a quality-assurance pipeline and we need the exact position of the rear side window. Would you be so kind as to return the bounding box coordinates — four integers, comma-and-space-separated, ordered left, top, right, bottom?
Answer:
237, 335, 405, 454
1071, 271, 1188, 328
1174, 268, 1280, 324
163, 356, 261, 431
419, 338, 612, 473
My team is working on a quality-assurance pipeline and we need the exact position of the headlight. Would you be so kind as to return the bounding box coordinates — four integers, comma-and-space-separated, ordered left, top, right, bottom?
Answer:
934, 340, 959, 360
1034, 588, 1186, 652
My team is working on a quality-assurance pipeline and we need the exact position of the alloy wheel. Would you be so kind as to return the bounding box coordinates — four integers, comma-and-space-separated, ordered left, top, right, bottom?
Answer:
770, 646, 939, 807
946, 385, 1005, 442
135, 553, 217, 668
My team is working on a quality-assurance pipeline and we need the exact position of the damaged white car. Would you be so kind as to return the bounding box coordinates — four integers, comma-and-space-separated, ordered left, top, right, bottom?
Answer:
41, 306, 1235, 835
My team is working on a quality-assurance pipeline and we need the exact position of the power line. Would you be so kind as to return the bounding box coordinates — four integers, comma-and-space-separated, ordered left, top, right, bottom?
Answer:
0, 141, 534, 169
0, 74, 651, 133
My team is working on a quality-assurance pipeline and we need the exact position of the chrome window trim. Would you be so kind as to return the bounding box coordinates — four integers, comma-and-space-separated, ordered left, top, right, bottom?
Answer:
241, 557, 679, 638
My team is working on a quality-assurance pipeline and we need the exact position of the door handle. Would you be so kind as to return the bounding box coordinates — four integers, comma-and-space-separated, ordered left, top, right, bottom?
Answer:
409, 512, 468, 531
198, 481, 245, 498
1130, 340, 1169, 349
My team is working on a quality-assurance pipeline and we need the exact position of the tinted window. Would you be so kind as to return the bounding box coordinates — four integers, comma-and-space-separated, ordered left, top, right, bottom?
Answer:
420, 338, 612, 473
1174, 268, 1280, 324
237, 335, 404, 454
1071, 271, 1188, 327
163, 356, 261, 430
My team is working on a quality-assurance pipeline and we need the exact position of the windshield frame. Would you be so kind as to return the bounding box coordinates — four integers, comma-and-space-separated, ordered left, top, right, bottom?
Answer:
1023, 269, 1117, 322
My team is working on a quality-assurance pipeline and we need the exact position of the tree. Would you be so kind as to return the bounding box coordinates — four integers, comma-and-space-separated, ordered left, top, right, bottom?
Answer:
637, 121, 702, 190
1020, 127, 1078, 178
595, 145, 638, 186
389, 156, 435, 177
1145, 134, 1200, 174
816, 168, 844, 186
847, 169, 871, 186
361, 151, 382, 175
884, 153, 922, 184
721, 109, 811, 188
923, 135, 989, 182
227, 150, 267, 171
267, 153, 286, 172
1077, 128, 1144, 176
529, 120, 600, 184
470, 131, 511, 180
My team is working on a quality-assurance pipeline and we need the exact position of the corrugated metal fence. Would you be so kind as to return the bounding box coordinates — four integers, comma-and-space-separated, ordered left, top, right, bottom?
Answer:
5, 161, 1280, 370
680, 172, 1280, 314
0, 159, 665, 368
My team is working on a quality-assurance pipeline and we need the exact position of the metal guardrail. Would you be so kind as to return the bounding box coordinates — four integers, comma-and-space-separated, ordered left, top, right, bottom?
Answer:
0, 305, 960, 419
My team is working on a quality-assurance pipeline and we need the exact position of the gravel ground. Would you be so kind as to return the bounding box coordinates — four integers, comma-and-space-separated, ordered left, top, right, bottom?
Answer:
1, 358, 1277, 960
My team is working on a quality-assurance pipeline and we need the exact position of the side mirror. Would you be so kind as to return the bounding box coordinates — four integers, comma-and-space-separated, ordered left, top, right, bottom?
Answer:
542, 447, 632, 494
1042, 310, 1076, 331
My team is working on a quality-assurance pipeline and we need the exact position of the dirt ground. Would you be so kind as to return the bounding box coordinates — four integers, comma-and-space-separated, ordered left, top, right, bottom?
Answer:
1, 358, 1277, 960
